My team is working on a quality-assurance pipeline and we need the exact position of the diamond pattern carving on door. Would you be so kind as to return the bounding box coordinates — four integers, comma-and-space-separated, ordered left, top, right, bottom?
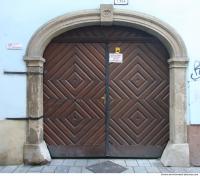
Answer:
108, 42, 169, 157
43, 43, 106, 157
43, 25, 169, 158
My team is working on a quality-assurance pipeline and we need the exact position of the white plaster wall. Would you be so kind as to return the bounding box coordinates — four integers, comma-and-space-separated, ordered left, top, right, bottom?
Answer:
0, 0, 200, 123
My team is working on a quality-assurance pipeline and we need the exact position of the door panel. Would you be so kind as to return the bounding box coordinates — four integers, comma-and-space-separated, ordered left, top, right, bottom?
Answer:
43, 43, 106, 157
108, 42, 169, 157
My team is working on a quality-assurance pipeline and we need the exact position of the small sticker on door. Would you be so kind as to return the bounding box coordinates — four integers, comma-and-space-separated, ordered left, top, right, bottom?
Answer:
115, 47, 121, 53
109, 53, 123, 63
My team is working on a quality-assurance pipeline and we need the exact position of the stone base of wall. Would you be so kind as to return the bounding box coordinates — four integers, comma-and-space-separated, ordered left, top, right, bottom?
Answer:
0, 120, 26, 165
188, 125, 200, 166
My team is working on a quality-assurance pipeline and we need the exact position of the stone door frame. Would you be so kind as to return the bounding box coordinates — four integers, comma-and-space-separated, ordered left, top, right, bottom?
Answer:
23, 4, 189, 166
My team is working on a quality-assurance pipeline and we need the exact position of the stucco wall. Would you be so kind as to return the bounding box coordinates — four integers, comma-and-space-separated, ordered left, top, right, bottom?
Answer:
0, 120, 26, 165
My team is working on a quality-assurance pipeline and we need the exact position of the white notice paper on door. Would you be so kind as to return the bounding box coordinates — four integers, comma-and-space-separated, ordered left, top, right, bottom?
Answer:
109, 53, 123, 63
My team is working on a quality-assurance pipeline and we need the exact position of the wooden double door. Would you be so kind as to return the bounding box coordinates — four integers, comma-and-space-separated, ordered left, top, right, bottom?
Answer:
43, 26, 169, 158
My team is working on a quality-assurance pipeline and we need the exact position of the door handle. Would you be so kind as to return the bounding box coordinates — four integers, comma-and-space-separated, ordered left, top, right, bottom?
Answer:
101, 96, 106, 104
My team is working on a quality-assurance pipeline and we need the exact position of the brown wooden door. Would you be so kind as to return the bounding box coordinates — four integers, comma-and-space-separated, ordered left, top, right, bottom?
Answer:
43, 43, 106, 157
43, 26, 169, 158
108, 42, 169, 157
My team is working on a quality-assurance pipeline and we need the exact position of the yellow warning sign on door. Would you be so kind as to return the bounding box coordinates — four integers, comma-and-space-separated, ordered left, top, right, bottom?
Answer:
115, 47, 121, 53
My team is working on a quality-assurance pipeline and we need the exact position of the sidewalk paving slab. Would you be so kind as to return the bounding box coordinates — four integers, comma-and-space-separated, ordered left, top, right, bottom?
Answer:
54, 165, 70, 173
0, 166, 18, 173
74, 159, 88, 166
82, 167, 93, 173
123, 167, 134, 173
49, 159, 64, 166
170, 167, 188, 173
137, 159, 151, 166
125, 159, 138, 166
27, 165, 44, 173
14, 165, 31, 173
111, 159, 127, 167
87, 159, 100, 166
158, 167, 174, 173
145, 166, 160, 173
68, 166, 82, 173
62, 159, 76, 166
184, 167, 200, 173
148, 159, 163, 167
133, 166, 147, 173
41, 165, 57, 173
0, 166, 5, 172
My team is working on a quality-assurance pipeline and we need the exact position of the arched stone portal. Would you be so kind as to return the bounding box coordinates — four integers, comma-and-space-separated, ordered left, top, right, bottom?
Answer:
23, 4, 189, 166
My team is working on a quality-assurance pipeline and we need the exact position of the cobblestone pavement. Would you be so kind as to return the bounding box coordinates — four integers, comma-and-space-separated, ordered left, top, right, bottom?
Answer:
0, 159, 200, 173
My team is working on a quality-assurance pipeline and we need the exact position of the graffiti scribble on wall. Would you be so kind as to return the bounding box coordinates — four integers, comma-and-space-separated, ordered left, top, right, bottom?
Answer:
191, 61, 200, 81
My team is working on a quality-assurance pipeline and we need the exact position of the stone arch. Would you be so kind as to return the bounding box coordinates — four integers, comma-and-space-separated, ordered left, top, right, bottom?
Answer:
24, 4, 189, 166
